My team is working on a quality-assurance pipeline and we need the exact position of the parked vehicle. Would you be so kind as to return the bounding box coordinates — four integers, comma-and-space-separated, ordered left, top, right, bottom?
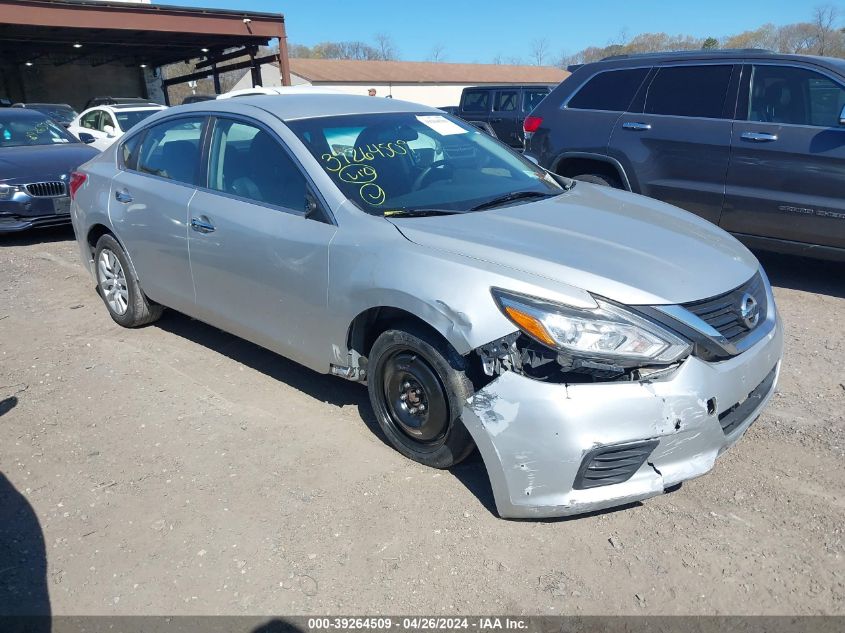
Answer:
182, 94, 216, 105
456, 84, 554, 148
438, 105, 458, 115
12, 103, 78, 128
525, 49, 845, 261
69, 95, 782, 519
0, 109, 98, 233
218, 86, 341, 99
83, 96, 157, 109
67, 103, 166, 151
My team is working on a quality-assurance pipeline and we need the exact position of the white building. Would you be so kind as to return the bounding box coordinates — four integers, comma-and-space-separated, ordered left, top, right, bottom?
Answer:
230, 58, 569, 107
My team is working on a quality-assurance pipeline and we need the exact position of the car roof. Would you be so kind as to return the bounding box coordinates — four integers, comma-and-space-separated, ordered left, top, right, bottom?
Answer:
175, 93, 441, 121
0, 108, 49, 120
583, 48, 845, 73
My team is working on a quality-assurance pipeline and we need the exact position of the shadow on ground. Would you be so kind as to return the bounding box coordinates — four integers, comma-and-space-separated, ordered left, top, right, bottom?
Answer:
0, 225, 75, 248
756, 251, 845, 299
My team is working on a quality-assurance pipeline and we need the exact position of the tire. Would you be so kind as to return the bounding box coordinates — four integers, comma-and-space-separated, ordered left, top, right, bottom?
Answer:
572, 173, 621, 188
94, 234, 163, 328
367, 325, 475, 469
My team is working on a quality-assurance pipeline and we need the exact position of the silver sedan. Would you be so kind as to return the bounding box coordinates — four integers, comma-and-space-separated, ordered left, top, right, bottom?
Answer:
68, 94, 782, 518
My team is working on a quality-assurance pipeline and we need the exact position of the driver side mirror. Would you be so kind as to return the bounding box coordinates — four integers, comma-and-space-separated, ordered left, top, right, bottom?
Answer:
78, 132, 96, 144
305, 188, 325, 222
839, 104, 845, 126
103, 125, 116, 137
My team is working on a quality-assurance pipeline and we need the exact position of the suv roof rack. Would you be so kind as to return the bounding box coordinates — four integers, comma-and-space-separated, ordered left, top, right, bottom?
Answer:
600, 48, 775, 61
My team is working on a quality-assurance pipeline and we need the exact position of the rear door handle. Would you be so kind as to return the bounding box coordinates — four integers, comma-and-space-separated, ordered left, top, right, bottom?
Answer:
741, 131, 778, 142
622, 122, 652, 131
190, 216, 216, 234
114, 190, 133, 203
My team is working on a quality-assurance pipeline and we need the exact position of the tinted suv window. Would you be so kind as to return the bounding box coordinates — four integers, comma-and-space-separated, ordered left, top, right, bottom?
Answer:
749, 65, 845, 127
644, 65, 733, 118
494, 90, 518, 112
462, 90, 490, 113
208, 118, 307, 212
523, 89, 548, 112
137, 117, 204, 185
568, 68, 650, 112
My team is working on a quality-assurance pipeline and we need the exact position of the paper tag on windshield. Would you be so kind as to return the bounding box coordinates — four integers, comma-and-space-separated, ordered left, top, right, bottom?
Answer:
416, 115, 466, 136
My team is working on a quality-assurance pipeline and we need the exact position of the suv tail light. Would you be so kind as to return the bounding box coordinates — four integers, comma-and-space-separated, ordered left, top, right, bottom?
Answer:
523, 116, 543, 134
69, 172, 87, 200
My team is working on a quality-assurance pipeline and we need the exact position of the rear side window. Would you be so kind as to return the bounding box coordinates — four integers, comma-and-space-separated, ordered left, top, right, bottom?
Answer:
567, 68, 650, 112
494, 90, 518, 112
523, 89, 548, 112
137, 117, 205, 186
748, 65, 845, 127
207, 118, 307, 212
462, 90, 490, 113
644, 65, 733, 119
120, 133, 144, 170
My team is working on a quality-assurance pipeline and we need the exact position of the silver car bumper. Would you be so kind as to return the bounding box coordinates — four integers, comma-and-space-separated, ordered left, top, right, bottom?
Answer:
462, 313, 783, 519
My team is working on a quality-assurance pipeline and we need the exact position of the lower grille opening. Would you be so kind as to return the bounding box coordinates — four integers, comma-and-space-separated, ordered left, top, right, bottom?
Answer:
573, 440, 659, 490
718, 366, 778, 435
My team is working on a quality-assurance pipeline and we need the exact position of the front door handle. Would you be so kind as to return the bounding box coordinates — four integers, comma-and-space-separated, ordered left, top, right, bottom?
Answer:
114, 190, 133, 203
622, 122, 652, 131
741, 131, 778, 142
190, 217, 216, 234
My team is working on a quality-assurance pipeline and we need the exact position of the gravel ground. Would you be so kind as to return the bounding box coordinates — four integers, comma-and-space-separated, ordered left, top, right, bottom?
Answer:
1, 227, 843, 616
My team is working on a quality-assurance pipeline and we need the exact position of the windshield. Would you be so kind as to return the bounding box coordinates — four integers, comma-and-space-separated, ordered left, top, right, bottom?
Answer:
0, 114, 77, 148
30, 104, 77, 124
286, 112, 563, 215
115, 109, 159, 131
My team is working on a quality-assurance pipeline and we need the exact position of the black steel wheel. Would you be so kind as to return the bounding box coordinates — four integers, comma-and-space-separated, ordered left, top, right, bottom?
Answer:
368, 325, 475, 468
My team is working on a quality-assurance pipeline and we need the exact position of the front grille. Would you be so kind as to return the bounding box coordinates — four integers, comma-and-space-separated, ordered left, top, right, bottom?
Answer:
25, 181, 66, 197
573, 440, 659, 490
718, 366, 778, 435
684, 272, 767, 344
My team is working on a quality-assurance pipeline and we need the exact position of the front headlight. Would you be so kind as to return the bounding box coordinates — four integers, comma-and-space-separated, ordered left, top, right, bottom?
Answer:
0, 184, 22, 200
492, 288, 691, 365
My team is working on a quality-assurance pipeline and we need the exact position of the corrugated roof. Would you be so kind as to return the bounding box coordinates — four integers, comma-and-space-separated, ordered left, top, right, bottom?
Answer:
289, 58, 569, 84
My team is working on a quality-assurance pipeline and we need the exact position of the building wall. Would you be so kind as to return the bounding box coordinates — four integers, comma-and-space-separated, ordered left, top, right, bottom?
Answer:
229, 65, 529, 107
0, 61, 148, 110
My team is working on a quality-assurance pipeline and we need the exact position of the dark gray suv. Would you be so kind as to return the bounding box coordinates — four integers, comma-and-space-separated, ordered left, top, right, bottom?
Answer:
524, 49, 845, 261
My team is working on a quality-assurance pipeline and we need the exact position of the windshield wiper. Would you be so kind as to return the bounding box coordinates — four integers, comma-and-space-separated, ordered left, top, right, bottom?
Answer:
384, 208, 460, 218
468, 190, 555, 212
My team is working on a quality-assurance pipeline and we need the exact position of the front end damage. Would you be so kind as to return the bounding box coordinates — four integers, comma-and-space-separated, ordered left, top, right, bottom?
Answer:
461, 313, 783, 519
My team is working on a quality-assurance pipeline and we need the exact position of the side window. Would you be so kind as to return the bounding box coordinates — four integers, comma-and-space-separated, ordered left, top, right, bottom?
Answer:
523, 89, 548, 112
568, 68, 650, 112
462, 90, 490, 113
137, 117, 204, 186
80, 110, 100, 130
749, 65, 845, 127
102, 112, 116, 132
494, 90, 518, 112
644, 65, 733, 118
208, 118, 307, 212
120, 133, 144, 170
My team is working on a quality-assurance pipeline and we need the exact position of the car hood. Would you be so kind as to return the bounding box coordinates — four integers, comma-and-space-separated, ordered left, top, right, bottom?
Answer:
0, 143, 99, 184
388, 184, 759, 306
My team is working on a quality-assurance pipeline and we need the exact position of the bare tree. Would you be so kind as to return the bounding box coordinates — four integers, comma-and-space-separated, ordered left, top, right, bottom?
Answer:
427, 44, 446, 63
530, 38, 550, 66
812, 4, 839, 55
374, 33, 399, 60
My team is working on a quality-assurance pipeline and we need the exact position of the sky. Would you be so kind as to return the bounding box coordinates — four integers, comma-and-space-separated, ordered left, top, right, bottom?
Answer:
166, 0, 837, 64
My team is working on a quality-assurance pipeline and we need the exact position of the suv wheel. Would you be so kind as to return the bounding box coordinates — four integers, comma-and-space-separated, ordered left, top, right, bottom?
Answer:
573, 173, 621, 188
367, 325, 475, 469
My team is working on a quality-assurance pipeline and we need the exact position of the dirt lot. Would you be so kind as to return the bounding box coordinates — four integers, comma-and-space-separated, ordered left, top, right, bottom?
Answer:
1, 227, 843, 616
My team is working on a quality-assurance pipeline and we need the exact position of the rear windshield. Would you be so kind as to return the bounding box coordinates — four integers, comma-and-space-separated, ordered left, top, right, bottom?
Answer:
286, 112, 562, 216
0, 114, 77, 148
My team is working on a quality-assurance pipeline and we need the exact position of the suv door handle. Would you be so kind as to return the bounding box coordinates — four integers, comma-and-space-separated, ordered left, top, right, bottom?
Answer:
114, 190, 133, 203
741, 131, 778, 142
622, 122, 652, 131
190, 216, 216, 234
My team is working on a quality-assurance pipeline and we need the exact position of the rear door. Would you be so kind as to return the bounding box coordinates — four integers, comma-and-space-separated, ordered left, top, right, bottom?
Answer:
186, 115, 336, 368
459, 89, 495, 137
490, 88, 522, 147
608, 63, 738, 224
721, 63, 845, 249
109, 115, 206, 313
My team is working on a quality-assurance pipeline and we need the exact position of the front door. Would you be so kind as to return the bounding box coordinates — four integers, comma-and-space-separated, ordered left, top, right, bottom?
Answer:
608, 63, 737, 224
721, 63, 845, 250
187, 116, 336, 368
109, 116, 206, 313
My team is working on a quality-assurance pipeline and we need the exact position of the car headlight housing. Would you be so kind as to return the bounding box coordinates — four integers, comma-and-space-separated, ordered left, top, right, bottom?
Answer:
492, 288, 691, 366
0, 184, 22, 200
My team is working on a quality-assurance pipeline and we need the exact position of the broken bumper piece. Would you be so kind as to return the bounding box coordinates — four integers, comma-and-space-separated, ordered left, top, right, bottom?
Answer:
461, 314, 783, 519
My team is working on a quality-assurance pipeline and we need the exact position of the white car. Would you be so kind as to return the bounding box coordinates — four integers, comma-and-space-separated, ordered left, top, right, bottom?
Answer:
68, 103, 166, 151
217, 86, 340, 99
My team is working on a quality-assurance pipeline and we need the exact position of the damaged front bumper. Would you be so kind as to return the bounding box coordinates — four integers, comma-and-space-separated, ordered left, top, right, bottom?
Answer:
461, 314, 783, 519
